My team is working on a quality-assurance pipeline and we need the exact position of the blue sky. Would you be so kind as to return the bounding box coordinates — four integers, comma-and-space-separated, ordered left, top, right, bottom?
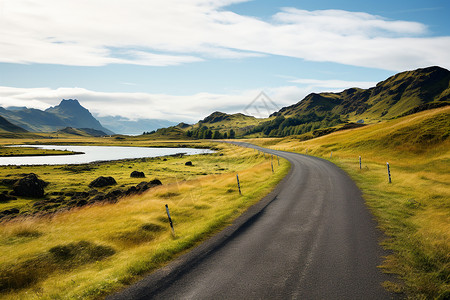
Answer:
1, 0, 449, 122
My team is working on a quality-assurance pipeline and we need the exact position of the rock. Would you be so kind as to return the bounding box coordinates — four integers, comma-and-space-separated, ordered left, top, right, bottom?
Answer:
88, 189, 98, 195
33, 200, 47, 207
136, 182, 150, 192
91, 193, 105, 202
149, 179, 162, 186
105, 189, 123, 202
2, 208, 19, 215
0, 193, 16, 202
125, 186, 137, 195
1, 178, 18, 186
89, 176, 117, 188
12, 173, 46, 198
185, 161, 193, 166
71, 192, 89, 200
76, 199, 88, 207
130, 171, 145, 178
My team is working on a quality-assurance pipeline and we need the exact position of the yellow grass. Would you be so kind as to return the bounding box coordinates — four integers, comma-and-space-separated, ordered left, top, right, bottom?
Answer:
0, 143, 289, 299
249, 107, 450, 298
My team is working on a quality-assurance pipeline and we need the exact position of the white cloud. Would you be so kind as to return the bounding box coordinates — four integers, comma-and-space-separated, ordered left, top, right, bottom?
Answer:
290, 78, 377, 90
1, 0, 449, 70
0, 85, 318, 121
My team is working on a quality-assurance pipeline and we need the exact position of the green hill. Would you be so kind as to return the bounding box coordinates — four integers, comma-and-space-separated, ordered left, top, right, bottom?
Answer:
247, 66, 450, 137
148, 66, 449, 140
56, 127, 108, 137
273, 66, 450, 122
143, 111, 263, 139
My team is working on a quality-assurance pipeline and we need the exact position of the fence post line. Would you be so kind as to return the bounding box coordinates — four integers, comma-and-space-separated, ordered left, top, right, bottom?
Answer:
271, 161, 274, 173
387, 162, 392, 183
277, 155, 280, 166
236, 174, 242, 195
165, 204, 175, 236
359, 156, 362, 170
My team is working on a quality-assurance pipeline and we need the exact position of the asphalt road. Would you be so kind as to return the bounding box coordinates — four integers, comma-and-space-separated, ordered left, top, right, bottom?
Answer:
109, 143, 393, 299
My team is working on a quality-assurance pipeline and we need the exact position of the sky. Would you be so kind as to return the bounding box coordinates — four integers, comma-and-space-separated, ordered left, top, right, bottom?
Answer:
1, 0, 450, 123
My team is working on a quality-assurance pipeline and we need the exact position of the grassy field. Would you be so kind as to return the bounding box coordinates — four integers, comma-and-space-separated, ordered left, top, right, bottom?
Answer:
0, 141, 289, 299
250, 106, 450, 299
0, 146, 78, 157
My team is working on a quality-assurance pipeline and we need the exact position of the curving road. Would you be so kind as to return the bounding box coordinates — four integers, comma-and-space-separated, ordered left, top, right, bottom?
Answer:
109, 143, 393, 299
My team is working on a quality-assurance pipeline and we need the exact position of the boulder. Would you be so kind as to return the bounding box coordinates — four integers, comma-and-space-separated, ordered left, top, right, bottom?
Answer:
12, 173, 46, 198
125, 186, 137, 195
130, 171, 145, 178
89, 176, 117, 188
136, 181, 150, 192
0, 193, 16, 202
149, 179, 162, 186
2, 208, 19, 215
91, 193, 105, 202
76, 199, 88, 207
185, 161, 193, 166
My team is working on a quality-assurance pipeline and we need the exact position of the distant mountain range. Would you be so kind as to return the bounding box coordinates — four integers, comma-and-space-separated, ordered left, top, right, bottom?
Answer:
0, 99, 114, 135
0, 99, 177, 136
152, 66, 450, 138
95, 116, 177, 135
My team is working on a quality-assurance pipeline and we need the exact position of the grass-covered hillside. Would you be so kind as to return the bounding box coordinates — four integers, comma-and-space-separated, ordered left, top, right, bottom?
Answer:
251, 106, 450, 299
147, 66, 450, 140
273, 66, 450, 122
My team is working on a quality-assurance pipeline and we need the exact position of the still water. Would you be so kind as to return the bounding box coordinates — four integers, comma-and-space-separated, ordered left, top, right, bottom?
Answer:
0, 145, 213, 166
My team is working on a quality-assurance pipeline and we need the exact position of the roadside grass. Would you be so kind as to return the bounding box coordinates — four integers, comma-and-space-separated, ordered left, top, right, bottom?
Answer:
250, 106, 450, 299
0, 143, 290, 299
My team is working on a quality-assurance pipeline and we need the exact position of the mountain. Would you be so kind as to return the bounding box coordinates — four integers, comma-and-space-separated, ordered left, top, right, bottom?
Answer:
150, 66, 450, 139
56, 127, 107, 137
0, 99, 114, 135
0, 115, 28, 133
246, 66, 450, 137
272, 66, 450, 122
45, 99, 114, 135
95, 115, 177, 135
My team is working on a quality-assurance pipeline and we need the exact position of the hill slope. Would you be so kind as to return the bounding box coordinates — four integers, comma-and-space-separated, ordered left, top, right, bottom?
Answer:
0, 115, 28, 133
56, 127, 108, 137
273, 66, 450, 122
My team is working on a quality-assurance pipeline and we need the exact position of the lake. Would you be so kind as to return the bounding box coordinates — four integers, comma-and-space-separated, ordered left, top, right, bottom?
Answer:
0, 145, 213, 166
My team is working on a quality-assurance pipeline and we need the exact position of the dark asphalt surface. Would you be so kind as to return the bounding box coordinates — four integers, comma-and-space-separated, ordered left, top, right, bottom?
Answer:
108, 142, 393, 299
